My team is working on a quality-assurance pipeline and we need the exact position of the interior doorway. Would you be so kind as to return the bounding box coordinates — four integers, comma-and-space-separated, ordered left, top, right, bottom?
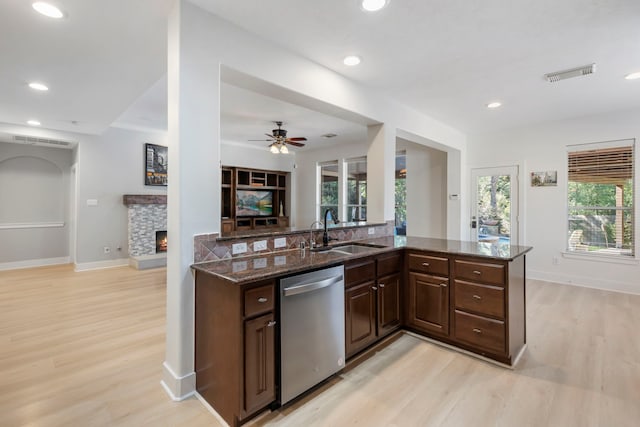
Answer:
470, 166, 519, 245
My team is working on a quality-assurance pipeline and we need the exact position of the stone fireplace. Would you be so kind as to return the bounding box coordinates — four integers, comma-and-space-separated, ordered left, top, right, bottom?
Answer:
123, 194, 167, 268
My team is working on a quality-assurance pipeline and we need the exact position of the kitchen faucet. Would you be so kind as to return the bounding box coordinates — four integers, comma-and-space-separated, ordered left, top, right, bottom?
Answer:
323, 208, 340, 246
308, 220, 323, 249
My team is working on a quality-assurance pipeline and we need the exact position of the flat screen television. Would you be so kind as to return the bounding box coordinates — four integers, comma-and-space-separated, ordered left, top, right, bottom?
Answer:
236, 190, 273, 217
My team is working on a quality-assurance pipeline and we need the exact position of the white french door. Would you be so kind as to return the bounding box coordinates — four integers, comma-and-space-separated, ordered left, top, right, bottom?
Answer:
470, 166, 519, 245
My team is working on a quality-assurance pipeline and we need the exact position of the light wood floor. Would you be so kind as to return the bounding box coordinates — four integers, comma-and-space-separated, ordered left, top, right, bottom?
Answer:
1, 265, 639, 426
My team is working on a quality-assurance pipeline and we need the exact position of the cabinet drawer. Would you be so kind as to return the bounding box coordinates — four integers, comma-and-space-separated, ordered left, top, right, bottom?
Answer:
244, 283, 275, 318
454, 280, 505, 319
377, 252, 402, 277
408, 253, 449, 276
454, 310, 505, 355
454, 259, 505, 286
344, 259, 376, 288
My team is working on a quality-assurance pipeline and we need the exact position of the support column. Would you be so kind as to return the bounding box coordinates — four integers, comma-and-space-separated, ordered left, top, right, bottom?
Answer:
366, 124, 395, 223
162, 0, 220, 400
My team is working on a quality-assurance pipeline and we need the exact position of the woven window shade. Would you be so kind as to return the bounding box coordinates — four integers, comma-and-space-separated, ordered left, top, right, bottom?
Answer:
568, 146, 633, 184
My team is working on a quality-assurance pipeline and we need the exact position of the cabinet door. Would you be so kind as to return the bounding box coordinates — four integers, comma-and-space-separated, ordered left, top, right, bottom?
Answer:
244, 313, 276, 415
345, 281, 377, 357
377, 272, 401, 337
408, 272, 450, 336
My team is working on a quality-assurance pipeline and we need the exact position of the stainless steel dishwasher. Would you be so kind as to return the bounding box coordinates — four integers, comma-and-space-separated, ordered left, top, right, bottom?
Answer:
279, 265, 345, 405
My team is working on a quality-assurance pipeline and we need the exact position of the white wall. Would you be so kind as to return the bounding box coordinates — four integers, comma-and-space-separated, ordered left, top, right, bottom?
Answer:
398, 138, 448, 238
75, 127, 167, 267
468, 108, 640, 294
221, 141, 294, 172
0, 142, 72, 267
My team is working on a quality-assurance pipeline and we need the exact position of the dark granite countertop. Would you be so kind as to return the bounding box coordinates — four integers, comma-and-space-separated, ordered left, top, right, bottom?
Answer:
191, 236, 532, 284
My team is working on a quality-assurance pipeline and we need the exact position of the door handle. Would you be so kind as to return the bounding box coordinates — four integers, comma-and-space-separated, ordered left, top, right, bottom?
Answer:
282, 275, 343, 297
257, 297, 268, 303
372, 286, 378, 291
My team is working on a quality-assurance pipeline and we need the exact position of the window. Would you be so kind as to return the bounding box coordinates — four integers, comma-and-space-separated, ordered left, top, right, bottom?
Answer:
319, 161, 339, 220
395, 151, 407, 235
346, 157, 367, 222
567, 140, 634, 256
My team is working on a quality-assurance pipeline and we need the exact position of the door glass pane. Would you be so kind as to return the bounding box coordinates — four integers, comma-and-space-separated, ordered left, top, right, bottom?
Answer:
476, 174, 511, 243
395, 152, 406, 235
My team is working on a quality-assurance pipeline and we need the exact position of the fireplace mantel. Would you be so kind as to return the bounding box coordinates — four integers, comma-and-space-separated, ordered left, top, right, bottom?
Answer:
123, 194, 167, 206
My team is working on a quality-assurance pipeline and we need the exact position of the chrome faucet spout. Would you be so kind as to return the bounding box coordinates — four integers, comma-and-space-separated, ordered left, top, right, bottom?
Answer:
308, 221, 323, 249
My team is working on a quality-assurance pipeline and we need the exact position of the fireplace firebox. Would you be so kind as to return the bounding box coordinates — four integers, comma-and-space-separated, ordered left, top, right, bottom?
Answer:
156, 231, 167, 253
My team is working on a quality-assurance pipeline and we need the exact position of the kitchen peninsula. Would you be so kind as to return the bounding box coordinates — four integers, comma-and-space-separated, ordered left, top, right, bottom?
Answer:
192, 236, 532, 426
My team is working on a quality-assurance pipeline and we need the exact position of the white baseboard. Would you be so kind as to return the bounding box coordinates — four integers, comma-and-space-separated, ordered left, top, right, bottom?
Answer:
161, 361, 196, 401
528, 269, 640, 296
74, 258, 129, 272
129, 253, 167, 270
0, 256, 70, 271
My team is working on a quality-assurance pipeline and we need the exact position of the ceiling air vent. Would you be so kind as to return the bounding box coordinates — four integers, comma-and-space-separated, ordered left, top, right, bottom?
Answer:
544, 63, 596, 83
13, 135, 74, 148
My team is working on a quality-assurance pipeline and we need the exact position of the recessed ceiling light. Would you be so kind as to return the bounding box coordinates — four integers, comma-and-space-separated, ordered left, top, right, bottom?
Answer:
27, 120, 41, 126
487, 102, 502, 109
624, 72, 640, 80
343, 55, 361, 66
361, 0, 389, 12
32, 2, 64, 19
28, 82, 49, 91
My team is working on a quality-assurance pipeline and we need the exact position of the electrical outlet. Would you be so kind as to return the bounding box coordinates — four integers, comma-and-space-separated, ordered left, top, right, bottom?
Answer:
368, 227, 375, 235
232, 242, 247, 255
253, 240, 267, 251
274, 237, 287, 248
103, 246, 110, 254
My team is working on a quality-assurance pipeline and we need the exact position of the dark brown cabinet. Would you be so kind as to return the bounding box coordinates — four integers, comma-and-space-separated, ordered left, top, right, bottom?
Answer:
344, 252, 403, 358
195, 274, 276, 426
220, 166, 289, 232
408, 271, 449, 336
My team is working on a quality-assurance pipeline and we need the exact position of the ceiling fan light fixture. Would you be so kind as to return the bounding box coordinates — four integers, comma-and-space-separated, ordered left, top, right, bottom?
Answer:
486, 101, 502, 109
270, 144, 280, 154
343, 55, 361, 66
32, 2, 64, 19
361, 0, 388, 12
280, 144, 289, 154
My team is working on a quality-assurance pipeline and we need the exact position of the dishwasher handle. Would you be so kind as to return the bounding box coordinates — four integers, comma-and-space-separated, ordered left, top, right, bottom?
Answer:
282, 275, 343, 297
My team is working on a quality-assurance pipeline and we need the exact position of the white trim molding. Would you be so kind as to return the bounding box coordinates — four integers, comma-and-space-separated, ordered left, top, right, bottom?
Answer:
161, 361, 196, 401
0, 256, 70, 271
73, 258, 129, 272
0, 222, 64, 230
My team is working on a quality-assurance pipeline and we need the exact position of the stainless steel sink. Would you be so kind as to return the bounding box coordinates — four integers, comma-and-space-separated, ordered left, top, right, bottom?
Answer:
312, 243, 386, 255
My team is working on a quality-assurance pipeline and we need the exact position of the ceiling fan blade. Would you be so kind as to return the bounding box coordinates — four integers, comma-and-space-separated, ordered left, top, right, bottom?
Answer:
286, 141, 306, 147
286, 137, 307, 142
248, 139, 273, 141
265, 133, 276, 139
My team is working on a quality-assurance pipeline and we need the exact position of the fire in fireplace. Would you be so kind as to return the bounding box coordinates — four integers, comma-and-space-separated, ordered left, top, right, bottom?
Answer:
156, 231, 167, 253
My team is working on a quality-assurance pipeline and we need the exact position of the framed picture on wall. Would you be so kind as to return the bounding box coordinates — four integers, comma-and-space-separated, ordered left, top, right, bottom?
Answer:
531, 170, 557, 187
145, 143, 168, 186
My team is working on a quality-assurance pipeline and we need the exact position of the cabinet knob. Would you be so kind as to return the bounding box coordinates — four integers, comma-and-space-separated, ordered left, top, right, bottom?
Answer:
440, 283, 448, 288
267, 320, 277, 327
472, 294, 482, 300
472, 328, 483, 334
257, 297, 268, 303
372, 286, 378, 291
472, 270, 482, 275
422, 262, 430, 267
379, 283, 385, 288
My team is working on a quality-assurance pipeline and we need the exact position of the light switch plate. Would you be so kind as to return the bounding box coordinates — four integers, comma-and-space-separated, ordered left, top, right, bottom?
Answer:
368, 227, 375, 235
232, 242, 247, 254
87, 199, 98, 206
274, 237, 287, 248
253, 240, 267, 251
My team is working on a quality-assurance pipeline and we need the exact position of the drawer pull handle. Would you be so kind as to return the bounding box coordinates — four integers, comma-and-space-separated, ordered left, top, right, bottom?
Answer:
379, 283, 385, 288
472, 270, 482, 275
422, 262, 430, 267
473, 295, 482, 300
440, 283, 448, 287
257, 297, 268, 303
473, 328, 483, 334
267, 321, 277, 327
372, 286, 378, 291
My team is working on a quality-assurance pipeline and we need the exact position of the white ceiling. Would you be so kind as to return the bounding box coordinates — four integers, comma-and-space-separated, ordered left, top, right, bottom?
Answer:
2, 0, 640, 141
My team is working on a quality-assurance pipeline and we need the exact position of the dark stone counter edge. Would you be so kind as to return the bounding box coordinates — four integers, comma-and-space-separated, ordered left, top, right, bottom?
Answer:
191, 238, 533, 285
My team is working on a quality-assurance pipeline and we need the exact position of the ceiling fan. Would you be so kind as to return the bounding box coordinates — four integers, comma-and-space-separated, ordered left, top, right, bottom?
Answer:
249, 121, 307, 154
